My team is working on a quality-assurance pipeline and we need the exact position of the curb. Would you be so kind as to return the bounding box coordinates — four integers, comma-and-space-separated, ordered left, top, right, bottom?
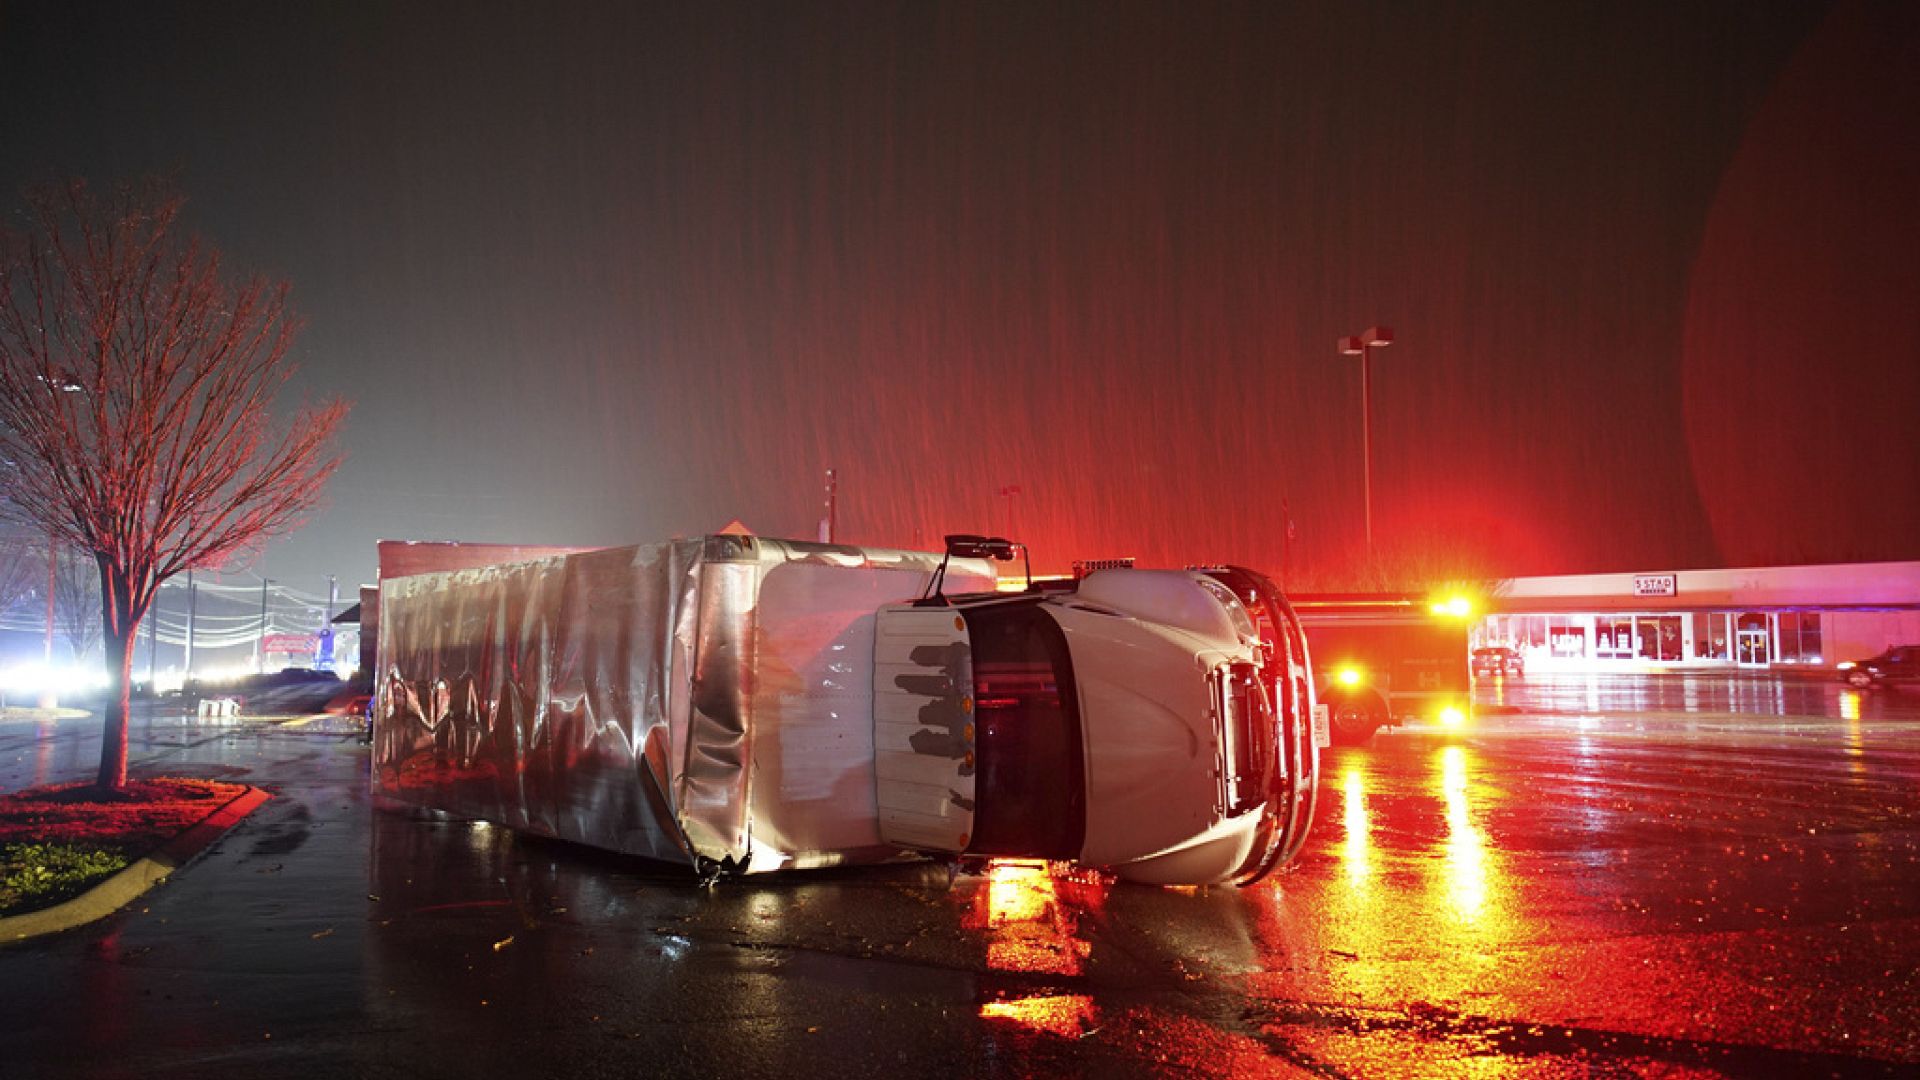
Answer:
0, 784, 272, 944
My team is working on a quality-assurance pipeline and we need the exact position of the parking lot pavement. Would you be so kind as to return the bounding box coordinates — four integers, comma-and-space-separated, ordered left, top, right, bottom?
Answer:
1472, 668, 1920, 723
0, 681, 1916, 1078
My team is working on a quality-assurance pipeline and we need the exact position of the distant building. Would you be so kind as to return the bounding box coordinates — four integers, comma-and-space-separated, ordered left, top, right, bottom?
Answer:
1479, 561, 1920, 672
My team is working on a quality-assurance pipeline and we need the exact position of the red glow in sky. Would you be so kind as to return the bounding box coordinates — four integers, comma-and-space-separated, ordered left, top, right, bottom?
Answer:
1, 3, 1911, 587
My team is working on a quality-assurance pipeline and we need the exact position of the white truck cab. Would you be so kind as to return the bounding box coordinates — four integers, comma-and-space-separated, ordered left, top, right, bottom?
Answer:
875, 565, 1319, 885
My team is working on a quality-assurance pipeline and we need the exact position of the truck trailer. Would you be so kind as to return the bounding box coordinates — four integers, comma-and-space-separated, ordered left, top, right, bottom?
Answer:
373, 534, 1321, 885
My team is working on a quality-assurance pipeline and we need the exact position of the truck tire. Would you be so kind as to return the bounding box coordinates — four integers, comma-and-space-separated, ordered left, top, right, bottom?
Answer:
1329, 694, 1385, 746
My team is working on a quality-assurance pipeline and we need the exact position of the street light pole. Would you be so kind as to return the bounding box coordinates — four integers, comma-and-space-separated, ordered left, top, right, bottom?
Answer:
1338, 326, 1394, 552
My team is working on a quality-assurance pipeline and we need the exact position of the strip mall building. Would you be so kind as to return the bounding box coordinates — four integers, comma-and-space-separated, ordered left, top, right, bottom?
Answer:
1477, 561, 1920, 673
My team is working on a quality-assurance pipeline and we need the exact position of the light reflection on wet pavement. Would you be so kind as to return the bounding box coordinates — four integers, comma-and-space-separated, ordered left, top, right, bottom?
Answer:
0, 675, 1916, 1078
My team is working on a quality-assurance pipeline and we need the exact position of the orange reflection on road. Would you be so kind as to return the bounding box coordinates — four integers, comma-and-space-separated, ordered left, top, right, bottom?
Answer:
1342, 768, 1370, 885
1440, 746, 1487, 920
1839, 690, 1866, 776
972, 861, 1089, 975
975, 857, 1098, 976
985, 860, 1052, 925
1306, 746, 1539, 1013
979, 993, 1097, 1037
1482, 677, 1509, 710
971, 861, 1101, 1035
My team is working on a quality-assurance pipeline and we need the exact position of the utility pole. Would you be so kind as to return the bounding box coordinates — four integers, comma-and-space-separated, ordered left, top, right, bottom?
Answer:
256, 577, 273, 674
42, 538, 54, 665
40, 535, 56, 708
184, 569, 196, 680
322, 575, 338, 669
147, 587, 158, 688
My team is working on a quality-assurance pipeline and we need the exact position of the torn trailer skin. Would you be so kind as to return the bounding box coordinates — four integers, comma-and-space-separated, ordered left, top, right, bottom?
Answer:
373, 534, 1321, 885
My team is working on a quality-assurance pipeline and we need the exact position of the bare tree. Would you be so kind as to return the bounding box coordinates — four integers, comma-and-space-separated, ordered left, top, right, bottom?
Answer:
55, 546, 102, 662
0, 178, 346, 790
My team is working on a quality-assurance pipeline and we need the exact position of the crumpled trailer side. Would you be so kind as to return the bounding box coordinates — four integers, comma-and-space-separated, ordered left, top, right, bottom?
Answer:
372, 535, 990, 873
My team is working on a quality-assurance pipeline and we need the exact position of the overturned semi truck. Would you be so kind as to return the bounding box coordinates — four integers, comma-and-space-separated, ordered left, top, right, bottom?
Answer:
373, 534, 1323, 885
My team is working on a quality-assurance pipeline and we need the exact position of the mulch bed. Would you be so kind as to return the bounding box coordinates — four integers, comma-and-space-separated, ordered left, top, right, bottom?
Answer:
0, 778, 248, 855
1, 778, 250, 918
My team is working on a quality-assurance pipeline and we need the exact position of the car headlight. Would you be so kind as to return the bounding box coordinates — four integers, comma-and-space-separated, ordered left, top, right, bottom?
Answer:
1837, 661, 1855, 671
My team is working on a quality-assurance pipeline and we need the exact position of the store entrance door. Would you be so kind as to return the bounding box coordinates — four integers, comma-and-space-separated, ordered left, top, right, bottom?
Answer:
1736, 628, 1770, 667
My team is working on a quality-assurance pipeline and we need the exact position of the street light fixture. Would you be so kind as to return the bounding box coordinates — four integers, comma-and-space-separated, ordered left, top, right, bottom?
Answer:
1338, 325, 1394, 551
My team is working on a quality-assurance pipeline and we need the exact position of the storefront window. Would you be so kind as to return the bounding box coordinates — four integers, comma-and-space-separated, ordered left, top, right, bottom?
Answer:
1635, 615, 1682, 661
1775, 612, 1823, 663
1595, 615, 1633, 659
1548, 616, 1586, 657
1486, 609, 1829, 667
1691, 613, 1730, 661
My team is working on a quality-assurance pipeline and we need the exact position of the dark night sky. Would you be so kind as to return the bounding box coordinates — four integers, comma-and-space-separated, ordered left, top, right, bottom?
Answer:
1, 1, 1914, 590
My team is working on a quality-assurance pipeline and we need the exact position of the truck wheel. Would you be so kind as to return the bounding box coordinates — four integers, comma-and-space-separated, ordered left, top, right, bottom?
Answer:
1329, 697, 1384, 746
1846, 670, 1874, 688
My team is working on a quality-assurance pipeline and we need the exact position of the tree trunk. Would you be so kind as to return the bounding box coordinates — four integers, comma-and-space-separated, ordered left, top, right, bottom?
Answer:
97, 622, 134, 791
94, 559, 145, 793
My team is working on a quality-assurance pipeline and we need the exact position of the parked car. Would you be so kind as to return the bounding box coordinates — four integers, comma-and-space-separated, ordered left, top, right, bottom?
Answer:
1471, 645, 1525, 678
1837, 645, 1920, 689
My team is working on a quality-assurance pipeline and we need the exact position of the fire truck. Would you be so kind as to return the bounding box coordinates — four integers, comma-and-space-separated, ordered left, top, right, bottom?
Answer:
1290, 592, 1475, 745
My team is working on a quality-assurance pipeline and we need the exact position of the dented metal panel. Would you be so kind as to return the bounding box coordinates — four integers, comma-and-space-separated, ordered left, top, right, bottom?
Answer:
872, 607, 977, 853
677, 537, 758, 865
374, 541, 705, 864
373, 534, 991, 873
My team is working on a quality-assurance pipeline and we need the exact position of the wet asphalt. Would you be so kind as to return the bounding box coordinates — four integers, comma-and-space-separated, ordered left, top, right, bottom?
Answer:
0, 674, 1915, 1079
